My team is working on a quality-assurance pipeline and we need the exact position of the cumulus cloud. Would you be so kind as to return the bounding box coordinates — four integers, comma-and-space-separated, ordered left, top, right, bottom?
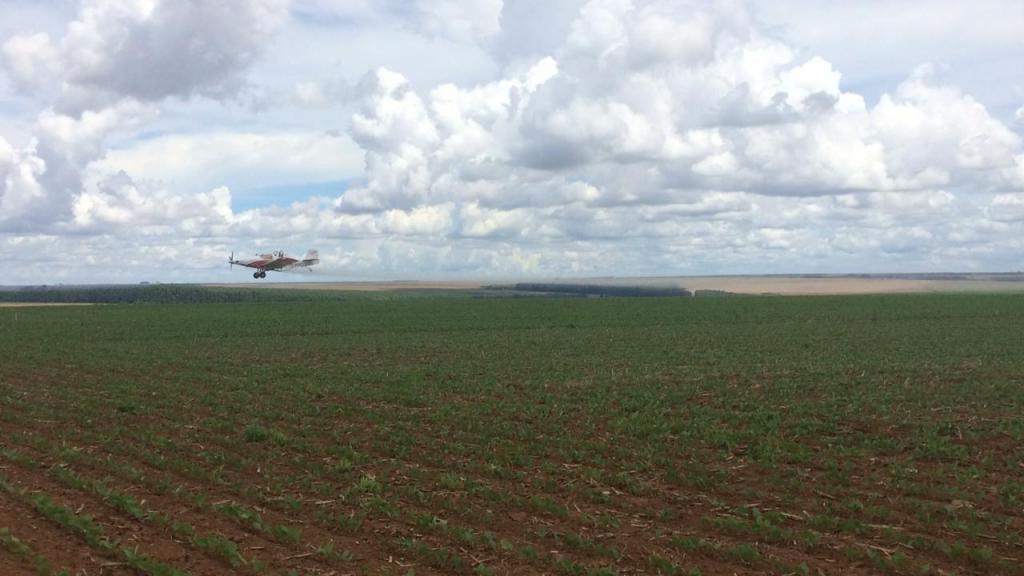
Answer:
90, 130, 364, 196
4, 0, 289, 109
3, 0, 1024, 282
871, 67, 1021, 188
2, 32, 61, 92
333, 0, 1024, 242
0, 0, 288, 238
73, 171, 234, 233
0, 136, 48, 231
0, 100, 152, 231
336, 59, 560, 213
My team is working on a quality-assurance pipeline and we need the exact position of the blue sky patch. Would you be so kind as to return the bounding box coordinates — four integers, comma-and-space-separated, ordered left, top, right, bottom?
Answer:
233, 180, 353, 212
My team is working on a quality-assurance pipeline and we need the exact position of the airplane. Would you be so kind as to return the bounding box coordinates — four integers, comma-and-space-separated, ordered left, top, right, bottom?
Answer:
229, 249, 320, 279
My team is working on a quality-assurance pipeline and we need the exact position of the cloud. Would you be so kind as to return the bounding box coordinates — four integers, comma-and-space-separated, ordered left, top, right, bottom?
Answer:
871, 68, 1021, 188
338, 0, 1023, 219
0, 0, 288, 236
0, 135, 47, 231
494, 0, 588, 63
748, 0, 1024, 124
0, 100, 152, 232
988, 193, 1024, 222
91, 130, 364, 197
336, 60, 560, 212
412, 0, 504, 44
1, 32, 60, 92
72, 171, 233, 234
3, 0, 1024, 283
4, 0, 289, 110
253, 0, 1017, 278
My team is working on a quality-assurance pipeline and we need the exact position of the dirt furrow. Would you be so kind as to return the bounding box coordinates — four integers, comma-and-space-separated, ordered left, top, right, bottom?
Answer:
0, 488, 136, 576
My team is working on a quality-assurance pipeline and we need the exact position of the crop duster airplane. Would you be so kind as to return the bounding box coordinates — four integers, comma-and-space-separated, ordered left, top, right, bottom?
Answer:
229, 249, 319, 279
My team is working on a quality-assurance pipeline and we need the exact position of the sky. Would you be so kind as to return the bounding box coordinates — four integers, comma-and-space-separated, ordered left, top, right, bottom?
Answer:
1, 0, 1023, 284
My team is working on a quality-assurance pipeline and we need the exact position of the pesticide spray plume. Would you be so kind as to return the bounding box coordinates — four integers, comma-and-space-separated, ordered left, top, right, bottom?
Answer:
281, 263, 395, 281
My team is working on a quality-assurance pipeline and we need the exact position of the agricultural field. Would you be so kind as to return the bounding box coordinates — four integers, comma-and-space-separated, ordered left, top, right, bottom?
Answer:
1, 293, 1022, 575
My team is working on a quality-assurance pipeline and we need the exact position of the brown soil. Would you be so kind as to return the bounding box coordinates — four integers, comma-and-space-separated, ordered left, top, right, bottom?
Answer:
0, 549, 34, 576
0, 490, 135, 575
2, 356, 1021, 575
0, 415, 455, 576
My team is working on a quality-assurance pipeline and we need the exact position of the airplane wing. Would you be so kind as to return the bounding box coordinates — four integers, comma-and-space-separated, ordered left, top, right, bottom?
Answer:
230, 256, 270, 269
262, 256, 298, 271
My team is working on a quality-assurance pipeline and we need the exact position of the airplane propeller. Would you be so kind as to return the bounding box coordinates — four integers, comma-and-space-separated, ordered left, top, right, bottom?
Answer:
228, 251, 234, 270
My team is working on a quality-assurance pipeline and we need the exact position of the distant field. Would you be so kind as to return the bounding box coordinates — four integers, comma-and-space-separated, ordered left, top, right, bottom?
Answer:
210, 272, 1024, 296
1, 294, 1022, 575
679, 275, 1024, 295
0, 303, 94, 307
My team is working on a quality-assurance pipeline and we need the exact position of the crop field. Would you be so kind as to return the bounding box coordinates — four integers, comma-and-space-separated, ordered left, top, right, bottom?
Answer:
1, 293, 1022, 575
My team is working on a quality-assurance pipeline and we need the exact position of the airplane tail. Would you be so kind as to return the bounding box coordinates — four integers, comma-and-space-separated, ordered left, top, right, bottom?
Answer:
301, 249, 320, 266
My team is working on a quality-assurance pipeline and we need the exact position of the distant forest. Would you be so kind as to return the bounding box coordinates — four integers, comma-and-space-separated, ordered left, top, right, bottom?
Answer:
0, 285, 349, 304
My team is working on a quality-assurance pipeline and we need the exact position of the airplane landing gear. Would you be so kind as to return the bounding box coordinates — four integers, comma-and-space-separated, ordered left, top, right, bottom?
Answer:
253, 271, 260, 279
252, 270, 266, 279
